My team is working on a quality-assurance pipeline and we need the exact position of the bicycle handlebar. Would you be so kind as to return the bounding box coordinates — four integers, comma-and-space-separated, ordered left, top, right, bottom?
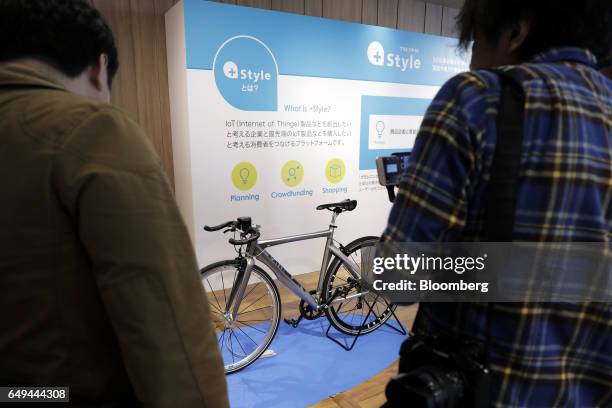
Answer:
204, 221, 236, 232
204, 220, 260, 246
228, 229, 260, 246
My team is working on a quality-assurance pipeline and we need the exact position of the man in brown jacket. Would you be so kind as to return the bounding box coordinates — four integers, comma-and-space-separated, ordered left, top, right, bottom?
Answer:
0, 1, 228, 406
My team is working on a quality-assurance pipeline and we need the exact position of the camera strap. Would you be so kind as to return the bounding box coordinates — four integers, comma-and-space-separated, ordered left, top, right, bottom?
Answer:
481, 69, 526, 381
485, 70, 526, 241
384, 71, 527, 408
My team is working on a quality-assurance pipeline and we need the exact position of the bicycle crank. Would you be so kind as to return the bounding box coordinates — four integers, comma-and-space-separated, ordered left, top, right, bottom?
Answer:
283, 290, 323, 328
299, 290, 324, 320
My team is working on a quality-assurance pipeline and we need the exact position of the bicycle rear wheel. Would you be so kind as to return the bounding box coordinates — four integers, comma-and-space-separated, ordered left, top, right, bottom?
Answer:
200, 259, 281, 373
323, 236, 396, 335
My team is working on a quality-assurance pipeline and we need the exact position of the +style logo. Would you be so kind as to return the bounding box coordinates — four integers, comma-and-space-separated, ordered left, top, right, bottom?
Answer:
367, 41, 422, 72
222, 60, 272, 83
214, 35, 278, 111
223, 61, 239, 79
367, 41, 385, 66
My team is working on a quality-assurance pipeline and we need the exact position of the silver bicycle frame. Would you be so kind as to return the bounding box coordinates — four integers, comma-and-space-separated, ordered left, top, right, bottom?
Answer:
226, 211, 364, 322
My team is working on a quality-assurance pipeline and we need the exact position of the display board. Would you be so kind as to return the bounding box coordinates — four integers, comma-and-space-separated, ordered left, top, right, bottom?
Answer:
166, 0, 469, 272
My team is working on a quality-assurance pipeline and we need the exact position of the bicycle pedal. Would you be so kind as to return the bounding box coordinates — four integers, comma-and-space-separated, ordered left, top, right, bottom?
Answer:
283, 317, 302, 328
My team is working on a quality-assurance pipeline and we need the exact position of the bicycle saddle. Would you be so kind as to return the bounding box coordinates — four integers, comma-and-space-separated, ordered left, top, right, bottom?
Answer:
316, 199, 357, 212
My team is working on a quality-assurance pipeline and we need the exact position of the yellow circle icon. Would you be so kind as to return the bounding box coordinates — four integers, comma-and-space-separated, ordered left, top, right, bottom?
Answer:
325, 158, 346, 184
232, 162, 257, 191
281, 160, 304, 187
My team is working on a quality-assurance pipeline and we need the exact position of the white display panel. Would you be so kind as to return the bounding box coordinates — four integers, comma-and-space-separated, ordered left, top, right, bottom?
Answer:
166, 0, 468, 273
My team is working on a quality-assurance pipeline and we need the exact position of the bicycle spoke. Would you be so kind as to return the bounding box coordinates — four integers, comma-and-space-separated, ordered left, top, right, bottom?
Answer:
228, 330, 236, 363
232, 330, 249, 356
238, 305, 271, 316
202, 263, 280, 372
239, 291, 268, 315
236, 321, 268, 334
236, 318, 269, 324
334, 275, 350, 285
235, 325, 259, 346
242, 280, 262, 303
335, 300, 345, 315
218, 328, 227, 348
349, 306, 358, 327
208, 302, 223, 314
337, 304, 360, 314
205, 278, 224, 314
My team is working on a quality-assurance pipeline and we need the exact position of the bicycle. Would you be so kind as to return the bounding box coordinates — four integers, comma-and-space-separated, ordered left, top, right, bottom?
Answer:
201, 199, 404, 373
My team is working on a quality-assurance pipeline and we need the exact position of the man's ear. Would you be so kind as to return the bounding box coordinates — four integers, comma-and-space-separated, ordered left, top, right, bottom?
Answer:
507, 18, 531, 54
87, 53, 109, 91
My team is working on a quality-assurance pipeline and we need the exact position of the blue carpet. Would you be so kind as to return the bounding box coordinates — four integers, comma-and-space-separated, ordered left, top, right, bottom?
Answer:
226, 318, 407, 408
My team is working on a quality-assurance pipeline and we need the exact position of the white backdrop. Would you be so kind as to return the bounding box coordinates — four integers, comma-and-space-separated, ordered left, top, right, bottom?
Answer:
166, 1, 467, 275
188, 71, 438, 272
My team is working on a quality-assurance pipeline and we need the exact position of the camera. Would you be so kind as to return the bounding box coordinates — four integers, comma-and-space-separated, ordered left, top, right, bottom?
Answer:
384, 334, 490, 408
376, 151, 411, 202
376, 152, 411, 186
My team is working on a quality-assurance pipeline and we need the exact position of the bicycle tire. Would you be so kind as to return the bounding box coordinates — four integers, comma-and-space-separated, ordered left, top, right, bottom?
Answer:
323, 236, 396, 335
200, 259, 281, 374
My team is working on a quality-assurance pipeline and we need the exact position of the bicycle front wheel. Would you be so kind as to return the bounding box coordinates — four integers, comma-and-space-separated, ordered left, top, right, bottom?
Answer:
200, 260, 281, 374
323, 236, 396, 335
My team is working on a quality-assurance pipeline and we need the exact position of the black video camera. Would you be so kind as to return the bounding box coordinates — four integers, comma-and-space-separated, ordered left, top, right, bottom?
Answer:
375, 152, 411, 202
384, 334, 490, 408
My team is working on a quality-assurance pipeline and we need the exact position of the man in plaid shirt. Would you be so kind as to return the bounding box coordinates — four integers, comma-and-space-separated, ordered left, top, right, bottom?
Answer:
383, 0, 611, 406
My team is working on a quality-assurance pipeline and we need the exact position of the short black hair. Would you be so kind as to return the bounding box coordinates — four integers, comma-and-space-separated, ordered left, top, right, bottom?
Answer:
457, 0, 612, 63
0, 0, 119, 87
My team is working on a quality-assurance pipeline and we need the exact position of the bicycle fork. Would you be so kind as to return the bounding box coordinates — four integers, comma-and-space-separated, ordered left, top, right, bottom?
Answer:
223, 257, 255, 326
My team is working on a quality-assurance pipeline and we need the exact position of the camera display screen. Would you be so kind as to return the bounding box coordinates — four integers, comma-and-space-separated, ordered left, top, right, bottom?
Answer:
386, 163, 398, 174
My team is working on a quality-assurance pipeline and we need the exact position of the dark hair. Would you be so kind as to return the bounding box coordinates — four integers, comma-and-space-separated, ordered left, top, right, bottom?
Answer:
457, 0, 612, 63
0, 0, 119, 87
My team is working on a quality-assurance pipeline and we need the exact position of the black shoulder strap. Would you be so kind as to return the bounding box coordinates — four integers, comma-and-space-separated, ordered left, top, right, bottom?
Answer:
484, 71, 526, 241
478, 71, 526, 408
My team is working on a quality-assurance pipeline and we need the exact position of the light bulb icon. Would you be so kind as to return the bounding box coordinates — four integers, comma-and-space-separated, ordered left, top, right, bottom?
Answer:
376, 120, 385, 138
239, 168, 250, 185
232, 162, 257, 191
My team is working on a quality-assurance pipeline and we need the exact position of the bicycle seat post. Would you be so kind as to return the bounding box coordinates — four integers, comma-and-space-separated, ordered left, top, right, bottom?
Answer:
330, 210, 339, 228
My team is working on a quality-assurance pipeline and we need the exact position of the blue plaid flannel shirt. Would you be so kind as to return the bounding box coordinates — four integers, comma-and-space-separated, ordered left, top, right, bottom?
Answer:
383, 47, 612, 407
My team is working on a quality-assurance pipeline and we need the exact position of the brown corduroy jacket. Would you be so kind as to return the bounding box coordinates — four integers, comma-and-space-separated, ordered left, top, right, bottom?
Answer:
0, 63, 228, 408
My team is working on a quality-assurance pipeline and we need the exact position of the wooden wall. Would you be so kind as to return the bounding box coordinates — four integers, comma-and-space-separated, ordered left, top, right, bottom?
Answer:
214, 0, 460, 36
92, 0, 176, 184
94, 0, 461, 187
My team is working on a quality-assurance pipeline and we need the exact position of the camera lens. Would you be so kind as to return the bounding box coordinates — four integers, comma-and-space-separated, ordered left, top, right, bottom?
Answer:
386, 365, 464, 408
